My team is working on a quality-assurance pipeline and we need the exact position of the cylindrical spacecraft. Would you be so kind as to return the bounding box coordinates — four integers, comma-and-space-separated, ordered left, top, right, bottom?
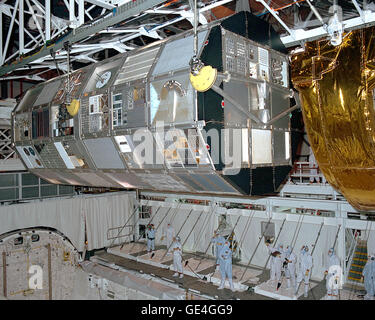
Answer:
12, 12, 295, 196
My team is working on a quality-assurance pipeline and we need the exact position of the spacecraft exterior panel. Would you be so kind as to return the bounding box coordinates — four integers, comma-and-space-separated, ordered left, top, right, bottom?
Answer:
151, 31, 208, 77
16, 145, 44, 169
33, 80, 62, 107
12, 12, 293, 196
115, 46, 160, 85
83, 137, 126, 169
34, 141, 67, 169
15, 86, 43, 112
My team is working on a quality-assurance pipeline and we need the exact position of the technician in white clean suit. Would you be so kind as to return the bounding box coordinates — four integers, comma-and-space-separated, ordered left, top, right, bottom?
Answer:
171, 236, 184, 279
146, 224, 156, 253
296, 245, 313, 297
161, 223, 175, 255
284, 245, 297, 289
211, 230, 226, 267
362, 254, 375, 300
218, 240, 235, 291
266, 242, 279, 281
324, 248, 341, 300
273, 244, 284, 282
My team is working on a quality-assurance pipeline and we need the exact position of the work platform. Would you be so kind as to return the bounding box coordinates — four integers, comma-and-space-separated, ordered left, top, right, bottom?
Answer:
107, 243, 261, 292
92, 244, 362, 300
101, 243, 272, 300
254, 279, 318, 300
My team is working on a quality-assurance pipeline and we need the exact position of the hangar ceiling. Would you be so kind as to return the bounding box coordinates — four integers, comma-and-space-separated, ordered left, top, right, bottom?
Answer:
0, 0, 374, 81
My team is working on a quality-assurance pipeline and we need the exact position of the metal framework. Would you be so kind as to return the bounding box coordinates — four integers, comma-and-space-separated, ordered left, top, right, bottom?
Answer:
1, 0, 374, 80
0, 0, 233, 77
0, 128, 15, 160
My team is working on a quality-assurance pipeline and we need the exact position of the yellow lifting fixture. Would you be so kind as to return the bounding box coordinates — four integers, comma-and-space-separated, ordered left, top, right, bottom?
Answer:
189, 65, 217, 92
66, 99, 80, 117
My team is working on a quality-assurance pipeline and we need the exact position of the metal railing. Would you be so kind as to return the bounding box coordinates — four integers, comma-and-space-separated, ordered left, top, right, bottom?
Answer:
345, 228, 358, 265
288, 161, 328, 184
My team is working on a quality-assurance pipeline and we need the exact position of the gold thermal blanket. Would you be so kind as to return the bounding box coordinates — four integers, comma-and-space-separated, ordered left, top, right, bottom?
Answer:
291, 27, 375, 211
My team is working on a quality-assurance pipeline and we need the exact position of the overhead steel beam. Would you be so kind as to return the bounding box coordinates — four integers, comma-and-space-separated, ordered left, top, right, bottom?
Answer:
281, 10, 375, 47
46, 0, 51, 40
84, 0, 115, 10
0, 0, 167, 76
1, 0, 20, 65
19, 0, 24, 54
256, 0, 295, 38
352, 0, 364, 22
0, 12, 2, 64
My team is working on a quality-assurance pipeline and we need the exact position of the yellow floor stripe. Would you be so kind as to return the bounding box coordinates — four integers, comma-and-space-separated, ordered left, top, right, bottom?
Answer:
353, 257, 367, 262
349, 270, 363, 275
351, 264, 365, 268
348, 276, 362, 282
354, 252, 368, 256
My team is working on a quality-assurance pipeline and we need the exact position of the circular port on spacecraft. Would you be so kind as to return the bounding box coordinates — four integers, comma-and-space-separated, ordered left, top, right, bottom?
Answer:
23, 147, 30, 156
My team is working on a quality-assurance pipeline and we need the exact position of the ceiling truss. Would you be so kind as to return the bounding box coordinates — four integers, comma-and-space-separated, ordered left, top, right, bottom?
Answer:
0, 0, 374, 81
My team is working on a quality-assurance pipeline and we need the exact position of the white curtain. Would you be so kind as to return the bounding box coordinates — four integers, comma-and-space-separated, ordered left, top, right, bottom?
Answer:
84, 193, 135, 250
0, 192, 136, 252
0, 197, 85, 251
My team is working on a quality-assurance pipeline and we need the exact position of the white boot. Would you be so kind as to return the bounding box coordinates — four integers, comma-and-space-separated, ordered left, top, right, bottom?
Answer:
229, 279, 235, 292
173, 272, 178, 277
218, 280, 225, 290
294, 282, 299, 295
304, 284, 308, 298
179, 273, 184, 279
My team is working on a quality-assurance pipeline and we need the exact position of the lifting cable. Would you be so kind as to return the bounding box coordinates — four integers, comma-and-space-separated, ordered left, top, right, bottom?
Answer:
238, 216, 273, 282
161, 208, 194, 261
197, 213, 243, 272
195, 210, 242, 270
153, 202, 182, 239
191, 205, 215, 253
181, 209, 205, 249
194, 205, 226, 271
263, 218, 287, 270
306, 221, 324, 299
108, 199, 146, 249
291, 213, 304, 251
236, 209, 256, 261
142, 203, 181, 254
129, 204, 164, 251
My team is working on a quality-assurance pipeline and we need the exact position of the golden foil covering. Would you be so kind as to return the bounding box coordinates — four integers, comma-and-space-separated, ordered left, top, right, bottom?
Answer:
291, 27, 375, 211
